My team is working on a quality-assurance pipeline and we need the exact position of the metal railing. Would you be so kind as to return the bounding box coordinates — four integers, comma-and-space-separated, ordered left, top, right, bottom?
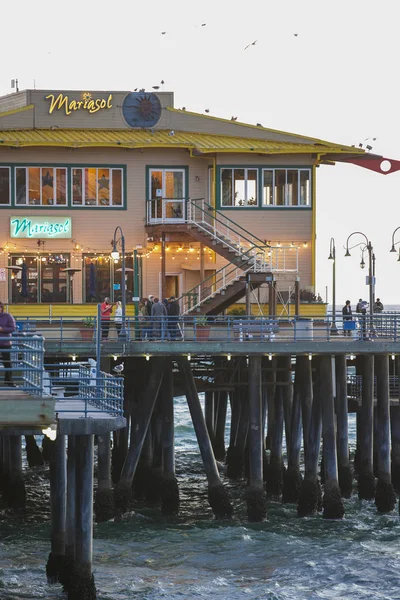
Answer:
347, 375, 399, 401
6, 313, 400, 347
0, 333, 44, 394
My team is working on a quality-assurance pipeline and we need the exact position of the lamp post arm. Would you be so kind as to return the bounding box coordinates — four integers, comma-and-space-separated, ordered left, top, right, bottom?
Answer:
390, 226, 400, 251
345, 231, 369, 253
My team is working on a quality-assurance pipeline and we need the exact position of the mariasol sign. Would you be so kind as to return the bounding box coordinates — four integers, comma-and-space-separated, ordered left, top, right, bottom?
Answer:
10, 216, 72, 238
45, 92, 113, 115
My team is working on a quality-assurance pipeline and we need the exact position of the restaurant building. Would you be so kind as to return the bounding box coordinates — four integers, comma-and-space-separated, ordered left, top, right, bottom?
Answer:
0, 88, 388, 317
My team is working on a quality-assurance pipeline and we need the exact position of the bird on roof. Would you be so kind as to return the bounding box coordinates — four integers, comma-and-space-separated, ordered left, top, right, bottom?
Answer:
182, 107, 186, 111
161, 80, 165, 84
201, 23, 206, 26
168, 131, 175, 136
231, 116, 237, 121
161, 31, 167, 35
152, 86, 160, 90
256, 123, 263, 127
113, 363, 124, 374
294, 33, 298, 37
205, 109, 210, 113
244, 40, 257, 50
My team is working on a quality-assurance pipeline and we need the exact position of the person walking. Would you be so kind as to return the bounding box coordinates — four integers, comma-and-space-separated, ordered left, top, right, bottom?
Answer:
114, 301, 122, 337
0, 301, 17, 386
100, 297, 114, 340
342, 300, 353, 336
151, 297, 167, 340
168, 296, 181, 340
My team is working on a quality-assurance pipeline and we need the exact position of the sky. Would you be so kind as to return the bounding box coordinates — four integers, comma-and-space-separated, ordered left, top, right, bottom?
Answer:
1, 0, 400, 306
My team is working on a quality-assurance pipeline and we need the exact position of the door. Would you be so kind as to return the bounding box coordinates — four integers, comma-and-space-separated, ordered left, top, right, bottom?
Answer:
148, 169, 186, 223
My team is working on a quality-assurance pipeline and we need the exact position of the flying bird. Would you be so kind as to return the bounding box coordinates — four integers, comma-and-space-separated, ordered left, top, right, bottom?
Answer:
201, 23, 206, 26
161, 31, 167, 35
113, 363, 124, 374
244, 40, 257, 50
294, 33, 298, 37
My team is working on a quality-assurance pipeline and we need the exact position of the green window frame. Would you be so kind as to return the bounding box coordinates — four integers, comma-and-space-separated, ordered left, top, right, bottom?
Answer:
217, 166, 312, 209
0, 166, 11, 205
0, 164, 127, 209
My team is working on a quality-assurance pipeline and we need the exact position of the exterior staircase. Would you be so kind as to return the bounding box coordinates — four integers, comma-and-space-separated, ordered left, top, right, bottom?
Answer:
146, 198, 298, 315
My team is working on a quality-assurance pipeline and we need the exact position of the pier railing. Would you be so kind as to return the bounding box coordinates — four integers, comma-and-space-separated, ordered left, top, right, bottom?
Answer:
8, 312, 400, 348
0, 333, 44, 394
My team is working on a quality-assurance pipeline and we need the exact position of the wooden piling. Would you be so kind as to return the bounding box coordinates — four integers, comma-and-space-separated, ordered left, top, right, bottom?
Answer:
246, 356, 267, 521
25, 435, 45, 467
358, 354, 376, 500
94, 433, 114, 522
177, 357, 233, 519
298, 357, 322, 517
265, 357, 286, 497
6, 435, 25, 509
374, 354, 396, 512
335, 354, 352, 497
300, 357, 313, 462
46, 434, 67, 584
66, 436, 76, 562
282, 356, 304, 503
390, 405, 400, 493
68, 434, 96, 600
205, 391, 215, 445
115, 357, 165, 514
159, 359, 179, 515
214, 391, 228, 461
319, 356, 344, 519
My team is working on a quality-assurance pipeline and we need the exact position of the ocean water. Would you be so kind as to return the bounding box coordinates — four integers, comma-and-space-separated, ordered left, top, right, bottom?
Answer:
1, 397, 400, 600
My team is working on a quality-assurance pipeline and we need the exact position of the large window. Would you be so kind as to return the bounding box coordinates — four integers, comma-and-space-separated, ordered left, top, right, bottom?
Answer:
15, 167, 67, 205
83, 255, 134, 303
10, 254, 69, 303
262, 169, 311, 207
72, 168, 123, 206
148, 168, 186, 221
221, 168, 258, 207
0, 167, 11, 205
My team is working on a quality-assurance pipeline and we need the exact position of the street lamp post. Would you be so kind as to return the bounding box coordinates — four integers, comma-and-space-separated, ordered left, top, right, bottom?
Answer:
345, 231, 374, 337
111, 226, 126, 340
328, 237, 338, 334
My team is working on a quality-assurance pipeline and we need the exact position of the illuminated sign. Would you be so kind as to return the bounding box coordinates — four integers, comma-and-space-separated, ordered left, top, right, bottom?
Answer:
45, 92, 113, 116
10, 217, 72, 239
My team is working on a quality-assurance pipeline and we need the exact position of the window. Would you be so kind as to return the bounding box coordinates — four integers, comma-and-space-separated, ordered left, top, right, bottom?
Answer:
221, 168, 258, 207
10, 254, 69, 303
72, 167, 123, 206
15, 167, 67, 205
262, 168, 310, 207
83, 255, 134, 303
148, 168, 186, 221
0, 167, 11, 205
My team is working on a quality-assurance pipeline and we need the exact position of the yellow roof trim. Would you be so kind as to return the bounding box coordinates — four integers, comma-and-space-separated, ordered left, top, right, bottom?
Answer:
0, 128, 365, 157
0, 104, 34, 118
166, 106, 353, 149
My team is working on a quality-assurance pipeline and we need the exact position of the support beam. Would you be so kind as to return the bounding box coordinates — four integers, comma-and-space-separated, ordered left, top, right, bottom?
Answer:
46, 435, 67, 584
160, 359, 179, 515
282, 355, 304, 503
374, 354, 396, 512
358, 354, 376, 499
335, 354, 352, 497
94, 433, 114, 522
177, 357, 233, 518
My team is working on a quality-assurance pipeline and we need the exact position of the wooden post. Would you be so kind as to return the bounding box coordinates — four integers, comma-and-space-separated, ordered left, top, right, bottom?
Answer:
280, 356, 293, 457
391, 405, 400, 493
214, 391, 228, 461
300, 356, 313, 462
319, 355, 344, 519
46, 434, 67, 583
265, 357, 277, 451
6, 435, 25, 509
245, 276, 251, 316
200, 242, 205, 297
298, 356, 322, 516
161, 232, 166, 302
358, 354, 376, 499
374, 354, 396, 512
266, 357, 285, 497
282, 355, 304, 503
69, 435, 96, 600
66, 436, 76, 562
25, 434, 44, 467
226, 389, 244, 479
204, 391, 215, 444
177, 357, 233, 518
294, 278, 300, 316
94, 433, 114, 522
246, 356, 267, 521
115, 357, 165, 513
335, 354, 352, 497
159, 359, 179, 515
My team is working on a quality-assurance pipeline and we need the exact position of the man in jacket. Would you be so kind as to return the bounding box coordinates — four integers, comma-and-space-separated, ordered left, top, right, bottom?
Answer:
168, 296, 181, 340
342, 300, 353, 337
0, 302, 17, 386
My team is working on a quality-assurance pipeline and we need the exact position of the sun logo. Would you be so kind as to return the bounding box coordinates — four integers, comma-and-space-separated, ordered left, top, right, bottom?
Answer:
81, 92, 92, 102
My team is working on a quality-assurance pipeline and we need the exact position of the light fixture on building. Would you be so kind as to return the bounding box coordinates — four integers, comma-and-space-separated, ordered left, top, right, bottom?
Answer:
350, 353, 355, 360
392, 353, 396, 360
72, 354, 77, 362
113, 354, 118, 361
172, 254, 175, 260
303, 242, 308, 247
268, 353, 273, 361
187, 353, 191, 361
308, 353, 312, 361
227, 353, 231, 361
146, 353, 150, 361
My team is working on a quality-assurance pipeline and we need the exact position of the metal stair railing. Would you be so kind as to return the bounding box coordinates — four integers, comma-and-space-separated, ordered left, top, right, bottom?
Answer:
187, 198, 298, 273
179, 262, 254, 314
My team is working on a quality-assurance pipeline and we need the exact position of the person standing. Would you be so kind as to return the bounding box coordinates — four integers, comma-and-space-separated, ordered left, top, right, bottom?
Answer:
168, 296, 181, 340
114, 301, 122, 337
373, 298, 384, 312
0, 301, 17, 386
342, 300, 353, 336
151, 297, 167, 340
100, 297, 113, 340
